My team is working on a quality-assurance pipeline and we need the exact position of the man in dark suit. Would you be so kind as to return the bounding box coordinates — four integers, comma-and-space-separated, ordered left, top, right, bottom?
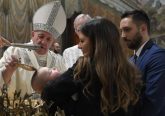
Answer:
120, 10, 165, 116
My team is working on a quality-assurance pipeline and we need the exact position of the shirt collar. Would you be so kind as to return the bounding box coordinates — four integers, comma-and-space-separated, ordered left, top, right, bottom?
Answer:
134, 40, 149, 57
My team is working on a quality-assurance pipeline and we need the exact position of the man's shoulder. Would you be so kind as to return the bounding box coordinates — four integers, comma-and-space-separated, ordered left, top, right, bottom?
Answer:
4, 46, 24, 53
63, 45, 81, 55
49, 50, 62, 58
145, 44, 165, 63
64, 45, 78, 51
151, 43, 165, 53
63, 46, 82, 57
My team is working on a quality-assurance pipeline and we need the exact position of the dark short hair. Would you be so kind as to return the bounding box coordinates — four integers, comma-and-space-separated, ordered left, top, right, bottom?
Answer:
121, 10, 150, 34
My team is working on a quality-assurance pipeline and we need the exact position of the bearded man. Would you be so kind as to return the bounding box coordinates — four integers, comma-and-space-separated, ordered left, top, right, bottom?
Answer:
120, 10, 165, 116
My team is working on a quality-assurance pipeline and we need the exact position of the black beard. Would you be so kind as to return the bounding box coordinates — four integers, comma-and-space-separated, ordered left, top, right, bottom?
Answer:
127, 32, 142, 50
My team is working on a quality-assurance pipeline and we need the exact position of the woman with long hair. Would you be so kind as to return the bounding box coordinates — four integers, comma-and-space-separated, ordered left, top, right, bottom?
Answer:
39, 18, 141, 116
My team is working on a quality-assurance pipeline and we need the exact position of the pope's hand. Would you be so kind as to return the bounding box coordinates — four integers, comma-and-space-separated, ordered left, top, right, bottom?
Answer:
5, 55, 19, 71
2, 55, 20, 83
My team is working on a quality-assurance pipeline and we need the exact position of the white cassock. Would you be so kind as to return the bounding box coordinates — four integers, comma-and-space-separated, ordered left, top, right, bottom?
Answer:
0, 46, 66, 98
63, 45, 83, 69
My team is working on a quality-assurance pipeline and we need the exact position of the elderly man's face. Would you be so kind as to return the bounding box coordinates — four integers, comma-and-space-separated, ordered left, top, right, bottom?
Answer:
32, 31, 54, 55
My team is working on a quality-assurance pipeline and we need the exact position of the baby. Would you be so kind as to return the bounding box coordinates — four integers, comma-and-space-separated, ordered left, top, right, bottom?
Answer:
31, 67, 60, 93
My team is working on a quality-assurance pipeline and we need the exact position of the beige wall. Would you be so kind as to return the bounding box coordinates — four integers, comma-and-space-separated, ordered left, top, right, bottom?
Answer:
0, 0, 54, 57
81, 0, 133, 56
0, 0, 134, 57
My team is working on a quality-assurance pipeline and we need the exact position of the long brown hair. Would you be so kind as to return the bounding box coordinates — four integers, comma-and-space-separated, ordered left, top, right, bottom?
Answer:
74, 18, 141, 115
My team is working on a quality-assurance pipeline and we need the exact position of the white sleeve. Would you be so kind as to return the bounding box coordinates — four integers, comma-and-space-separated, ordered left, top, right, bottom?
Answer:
62, 49, 71, 69
55, 54, 67, 73
0, 47, 17, 87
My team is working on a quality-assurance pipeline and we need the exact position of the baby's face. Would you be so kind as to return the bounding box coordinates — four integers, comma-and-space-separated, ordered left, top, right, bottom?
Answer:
38, 67, 60, 80
32, 67, 60, 93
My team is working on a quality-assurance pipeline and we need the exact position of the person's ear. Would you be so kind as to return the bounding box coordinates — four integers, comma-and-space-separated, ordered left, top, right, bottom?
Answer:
32, 31, 35, 37
140, 24, 146, 33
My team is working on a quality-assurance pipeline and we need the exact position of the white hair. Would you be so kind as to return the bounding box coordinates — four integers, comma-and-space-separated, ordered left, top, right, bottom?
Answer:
74, 14, 92, 28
